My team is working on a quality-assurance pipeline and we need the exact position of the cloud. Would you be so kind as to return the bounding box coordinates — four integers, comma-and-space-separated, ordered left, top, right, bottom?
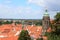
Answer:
0, 4, 22, 18
0, 4, 43, 19
4, 0, 11, 4
0, 4, 39, 19
28, 0, 45, 7
27, 0, 60, 11
0, 0, 58, 19
0, 0, 12, 5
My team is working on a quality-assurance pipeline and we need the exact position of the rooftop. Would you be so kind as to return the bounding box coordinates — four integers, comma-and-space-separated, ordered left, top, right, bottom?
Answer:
0, 24, 51, 40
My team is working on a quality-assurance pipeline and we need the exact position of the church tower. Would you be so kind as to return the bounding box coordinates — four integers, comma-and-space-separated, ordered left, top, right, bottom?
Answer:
42, 9, 50, 35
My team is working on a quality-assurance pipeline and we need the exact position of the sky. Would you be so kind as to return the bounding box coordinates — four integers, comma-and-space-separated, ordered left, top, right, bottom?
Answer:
0, 0, 60, 19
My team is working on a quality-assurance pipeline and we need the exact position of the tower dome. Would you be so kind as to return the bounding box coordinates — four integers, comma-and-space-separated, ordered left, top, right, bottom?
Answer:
44, 10, 49, 16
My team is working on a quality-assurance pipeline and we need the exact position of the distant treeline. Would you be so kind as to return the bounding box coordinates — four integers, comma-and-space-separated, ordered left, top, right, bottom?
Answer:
0, 19, 42, 26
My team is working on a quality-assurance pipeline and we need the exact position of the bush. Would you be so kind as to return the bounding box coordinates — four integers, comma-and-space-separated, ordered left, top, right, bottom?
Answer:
18, 30, 31, 40
36, 38, 43, 40
45, 32, 60, 40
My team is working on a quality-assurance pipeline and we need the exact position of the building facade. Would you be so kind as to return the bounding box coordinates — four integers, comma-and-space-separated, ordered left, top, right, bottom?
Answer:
42, 10, 50, 35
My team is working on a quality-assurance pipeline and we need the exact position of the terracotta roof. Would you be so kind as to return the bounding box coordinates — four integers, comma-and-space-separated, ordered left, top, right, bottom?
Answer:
0, 24, 50, 40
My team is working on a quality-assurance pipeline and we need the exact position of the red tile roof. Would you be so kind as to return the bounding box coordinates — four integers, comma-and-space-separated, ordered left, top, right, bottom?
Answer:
0, 24, 50, 40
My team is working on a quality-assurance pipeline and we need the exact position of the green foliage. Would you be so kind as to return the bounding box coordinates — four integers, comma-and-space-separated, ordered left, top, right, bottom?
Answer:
35, 22, 42, 26
18, 30, 31, 40
3, 21, 13, 24
51, 12, 60, 35
0, 21, 13, 25
0, 21, 3, 25
45, 32, 60, 40
54, 12, 60, 27
55, 12, 60, 21
36, 38, 43, 40
35, 20, 42, 26
45, 12, 60, 40
15, 21, 21, 24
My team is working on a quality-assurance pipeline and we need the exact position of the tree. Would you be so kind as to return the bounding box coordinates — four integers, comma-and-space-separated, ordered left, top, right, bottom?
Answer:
15, 21, 21, 24
45, 12, 60, 40
0, 21, 3, 25
54, 12, 60, 32
3, 20, 13, 24
18, 30, 31, 40
51, 12, 60, 30
55, 12, 60, 21
35, 20, 42, 26
36, 38, 43, 40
